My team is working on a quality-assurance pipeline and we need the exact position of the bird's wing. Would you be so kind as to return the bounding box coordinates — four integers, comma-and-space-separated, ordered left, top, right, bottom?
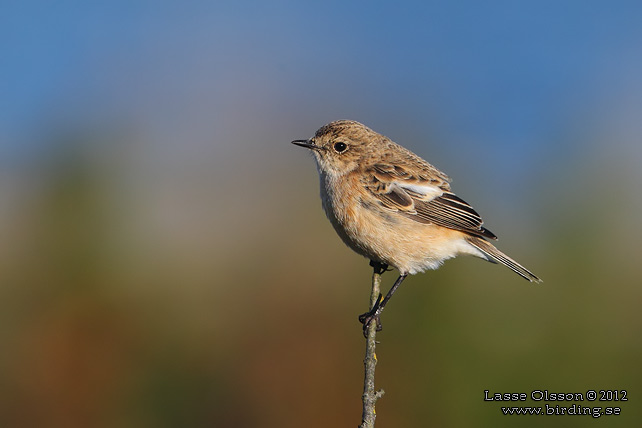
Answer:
363, 163, 497, 240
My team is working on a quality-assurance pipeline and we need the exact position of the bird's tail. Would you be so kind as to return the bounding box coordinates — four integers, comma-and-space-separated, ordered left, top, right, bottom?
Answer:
466, 236, 542, 283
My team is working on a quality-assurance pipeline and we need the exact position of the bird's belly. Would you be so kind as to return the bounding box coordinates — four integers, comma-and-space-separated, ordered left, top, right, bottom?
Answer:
326, 195, 474, 274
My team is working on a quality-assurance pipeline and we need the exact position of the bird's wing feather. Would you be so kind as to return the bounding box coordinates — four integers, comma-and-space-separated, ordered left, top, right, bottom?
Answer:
363, 163, 497, 240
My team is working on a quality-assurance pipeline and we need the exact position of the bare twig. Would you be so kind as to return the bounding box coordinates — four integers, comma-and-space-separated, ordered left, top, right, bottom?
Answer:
359, 264, 385, 428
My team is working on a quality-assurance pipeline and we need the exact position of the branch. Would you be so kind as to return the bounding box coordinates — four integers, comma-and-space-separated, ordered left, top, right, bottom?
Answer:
359, 265, 385, 428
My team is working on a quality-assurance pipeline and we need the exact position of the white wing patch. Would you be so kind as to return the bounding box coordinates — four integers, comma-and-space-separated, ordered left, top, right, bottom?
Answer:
396, 182, 443, 201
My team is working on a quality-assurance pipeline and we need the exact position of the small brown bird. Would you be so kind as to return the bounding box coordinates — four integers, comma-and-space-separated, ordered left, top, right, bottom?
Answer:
292, 120, 541, 333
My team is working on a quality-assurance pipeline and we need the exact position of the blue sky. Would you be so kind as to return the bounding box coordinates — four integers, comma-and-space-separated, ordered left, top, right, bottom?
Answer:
2, 1, 642, 168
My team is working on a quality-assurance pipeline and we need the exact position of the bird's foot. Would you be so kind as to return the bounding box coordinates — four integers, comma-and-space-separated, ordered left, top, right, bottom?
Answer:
369, 260, 390, 275
358, 294, 383, 337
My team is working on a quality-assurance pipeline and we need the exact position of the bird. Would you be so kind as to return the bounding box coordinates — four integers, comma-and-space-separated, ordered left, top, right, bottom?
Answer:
292, 120, 541, 333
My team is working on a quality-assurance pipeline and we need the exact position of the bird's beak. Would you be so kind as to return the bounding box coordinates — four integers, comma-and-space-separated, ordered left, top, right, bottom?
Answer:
291, 139, 320, 150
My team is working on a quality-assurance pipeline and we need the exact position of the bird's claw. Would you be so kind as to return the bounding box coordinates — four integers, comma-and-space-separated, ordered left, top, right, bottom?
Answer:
358, 313, 383, 337
359, 294, 384, 337
369, 261, 390, 275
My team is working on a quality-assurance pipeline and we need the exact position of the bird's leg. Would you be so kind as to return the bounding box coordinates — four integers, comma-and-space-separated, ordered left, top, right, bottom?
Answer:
359, 272, 408, 336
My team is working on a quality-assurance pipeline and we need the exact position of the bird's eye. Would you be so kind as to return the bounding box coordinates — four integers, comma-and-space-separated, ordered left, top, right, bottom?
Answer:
333, 142, 348, 153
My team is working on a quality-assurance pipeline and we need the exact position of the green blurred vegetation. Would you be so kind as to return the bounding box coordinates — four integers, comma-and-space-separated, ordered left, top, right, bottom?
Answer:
1, 127, 640, 428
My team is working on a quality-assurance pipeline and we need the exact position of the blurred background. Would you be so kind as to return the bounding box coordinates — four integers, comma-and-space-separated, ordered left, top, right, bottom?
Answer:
2, 1, 642, 427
